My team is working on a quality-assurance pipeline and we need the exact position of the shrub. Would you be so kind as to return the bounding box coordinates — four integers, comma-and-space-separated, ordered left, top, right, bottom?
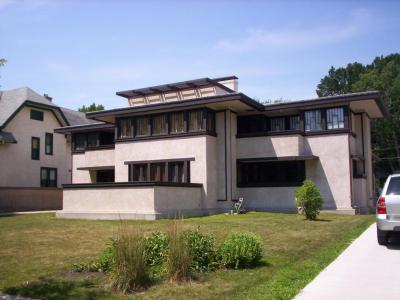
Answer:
295, 180, 324, 220
110, 227, 149, 292
218, 232, 263, 269
145, 231, 169, 267
184, 228, 216, 272
167, 220, 192, 282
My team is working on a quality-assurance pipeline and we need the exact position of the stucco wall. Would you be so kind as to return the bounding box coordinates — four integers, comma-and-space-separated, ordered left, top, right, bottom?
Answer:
59, 185, 203, 220
0, 106, 71, 187
72, 149, 115, 183
236, 134, 304, 158
235, 133, 352, 211
237, 187, 297, 212
305, 134, 351, 210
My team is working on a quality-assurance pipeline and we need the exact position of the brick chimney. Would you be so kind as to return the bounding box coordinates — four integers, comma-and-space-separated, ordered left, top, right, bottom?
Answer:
43, 93, 52, 102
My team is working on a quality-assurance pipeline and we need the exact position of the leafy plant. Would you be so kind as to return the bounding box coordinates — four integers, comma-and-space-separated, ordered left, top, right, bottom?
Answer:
72, 239, 115, 273
110, 227, 149, 292
145, 231, 169, 267
218, 232, 263, 269
295, 180, 324, 220
167, 220, 192, 282
184, 228, 216, 272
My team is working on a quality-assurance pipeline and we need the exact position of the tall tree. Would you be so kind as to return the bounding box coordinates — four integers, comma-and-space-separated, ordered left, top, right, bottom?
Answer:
78, 102, 105, 113
316, 54, 400, 185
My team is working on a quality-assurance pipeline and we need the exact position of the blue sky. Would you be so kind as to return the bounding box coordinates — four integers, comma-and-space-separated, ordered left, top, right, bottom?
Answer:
0, 0, 399, 110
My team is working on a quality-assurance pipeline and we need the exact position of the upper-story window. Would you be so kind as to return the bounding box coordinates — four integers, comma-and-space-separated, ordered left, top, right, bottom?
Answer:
136, 117, 150, 136
73, 131, 114, 151
170, 112, 185, 133
117, 109, 215, 140
290, 116, 301, 130
326, 107, 345, 129
31, 137, 40, 160
304, 110, 322, 131
237, 115, 267, 135
119, 119, 133, 138
30, 109, 43, 121
45, 133, 53, 155
270, 117, 285, 132
188, 110, 205, 132
152, 114, 168, 135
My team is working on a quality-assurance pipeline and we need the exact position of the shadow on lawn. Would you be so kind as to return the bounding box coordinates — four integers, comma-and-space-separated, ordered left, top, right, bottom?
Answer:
3, 277, 108, 300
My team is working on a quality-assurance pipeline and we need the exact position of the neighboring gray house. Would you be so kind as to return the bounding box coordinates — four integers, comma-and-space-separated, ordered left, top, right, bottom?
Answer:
0, 87, 95, 211
55, 76, 388, 220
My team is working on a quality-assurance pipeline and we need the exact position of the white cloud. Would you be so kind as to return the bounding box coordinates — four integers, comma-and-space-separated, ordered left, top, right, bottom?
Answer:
215, 9, 373, 52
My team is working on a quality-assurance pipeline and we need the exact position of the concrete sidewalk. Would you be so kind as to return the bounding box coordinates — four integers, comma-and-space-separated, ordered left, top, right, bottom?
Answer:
295, 223, 400, 300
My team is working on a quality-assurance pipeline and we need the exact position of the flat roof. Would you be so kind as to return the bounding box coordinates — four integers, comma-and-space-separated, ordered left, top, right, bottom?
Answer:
116, 76, 237, 98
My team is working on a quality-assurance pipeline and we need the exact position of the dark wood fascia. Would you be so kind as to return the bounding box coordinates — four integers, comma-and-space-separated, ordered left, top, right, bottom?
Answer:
72, 144, 115, 154
62, 182, 203, 189
124, 157, 195, 165
115, 130, 216, 143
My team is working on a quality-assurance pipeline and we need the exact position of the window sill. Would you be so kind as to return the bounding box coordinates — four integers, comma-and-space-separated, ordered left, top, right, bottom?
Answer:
73, 144, 115, 154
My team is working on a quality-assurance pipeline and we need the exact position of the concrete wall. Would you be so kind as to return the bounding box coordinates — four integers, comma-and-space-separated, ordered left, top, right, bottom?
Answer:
0, 187, 62, 211
58, 185, 202, 220
0, 106, 71, 187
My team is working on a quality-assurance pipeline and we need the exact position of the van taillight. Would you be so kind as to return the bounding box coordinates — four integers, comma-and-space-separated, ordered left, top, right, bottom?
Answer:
377, 197, 387, 214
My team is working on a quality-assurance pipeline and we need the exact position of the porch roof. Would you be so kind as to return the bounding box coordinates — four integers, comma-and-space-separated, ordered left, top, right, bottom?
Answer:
0, 131, 17, 144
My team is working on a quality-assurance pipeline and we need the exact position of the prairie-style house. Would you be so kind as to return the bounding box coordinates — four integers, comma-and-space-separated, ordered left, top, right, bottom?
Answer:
55, 76, 387, 219
0, 87, 94, 211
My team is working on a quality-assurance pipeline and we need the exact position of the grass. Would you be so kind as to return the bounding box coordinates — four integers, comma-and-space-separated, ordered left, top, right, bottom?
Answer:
0, 212, 374, 299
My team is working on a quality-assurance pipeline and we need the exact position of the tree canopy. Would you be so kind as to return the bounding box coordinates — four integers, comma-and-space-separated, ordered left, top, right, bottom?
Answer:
78, 102, 105, 113
316, 53, 400, 185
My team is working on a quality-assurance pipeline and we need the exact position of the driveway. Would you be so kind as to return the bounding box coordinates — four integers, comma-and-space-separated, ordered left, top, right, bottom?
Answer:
295, 223, 400, 300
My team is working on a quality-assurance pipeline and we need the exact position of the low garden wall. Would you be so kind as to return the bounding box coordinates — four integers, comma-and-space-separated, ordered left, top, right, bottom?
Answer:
57, 182, 203, 220
0, 187, 62, 212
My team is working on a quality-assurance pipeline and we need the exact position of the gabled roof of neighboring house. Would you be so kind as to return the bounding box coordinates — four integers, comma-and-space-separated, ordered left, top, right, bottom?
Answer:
0, 87, 96, 130
59, 107, 100, 126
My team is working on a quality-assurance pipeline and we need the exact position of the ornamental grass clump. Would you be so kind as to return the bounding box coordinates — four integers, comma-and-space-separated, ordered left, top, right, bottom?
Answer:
110, 227, 150, 293
218, 231, 263, 269
167, 219, 192, 282
295, 180, 324, 220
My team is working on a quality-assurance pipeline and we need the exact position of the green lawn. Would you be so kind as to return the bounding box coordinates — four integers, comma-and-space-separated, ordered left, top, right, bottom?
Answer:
0, 212, 374, 300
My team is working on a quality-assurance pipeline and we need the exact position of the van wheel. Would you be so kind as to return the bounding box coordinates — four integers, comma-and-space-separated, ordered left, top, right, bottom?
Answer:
377, 228, 388, 245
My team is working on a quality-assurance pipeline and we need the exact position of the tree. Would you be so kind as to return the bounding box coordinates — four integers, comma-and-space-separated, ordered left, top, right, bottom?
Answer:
316, 54, 400, 186
78, 102, 105, 113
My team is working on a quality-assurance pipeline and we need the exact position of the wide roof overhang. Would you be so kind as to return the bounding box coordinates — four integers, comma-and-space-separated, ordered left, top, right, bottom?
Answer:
86, 93, 264, 124
264, 91, 388, 118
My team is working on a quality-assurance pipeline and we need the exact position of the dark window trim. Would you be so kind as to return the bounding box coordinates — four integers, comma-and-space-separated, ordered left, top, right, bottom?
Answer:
237, 159, 306, 188
40, 167, 57, 187
30, 109, 44, 121
72, 131, 115, 152
115, 108, 216, 141
126, 158, 192, 183
31, 137, 40, 160
45, 132, 53, 155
